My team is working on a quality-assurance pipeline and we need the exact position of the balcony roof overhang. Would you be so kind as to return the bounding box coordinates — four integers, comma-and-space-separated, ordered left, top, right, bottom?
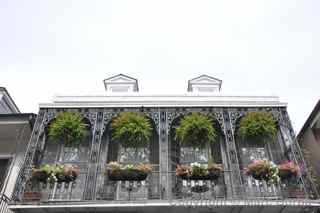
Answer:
0, 113, 36, 156
9, 200, 320, 213
39, 93, 287, 108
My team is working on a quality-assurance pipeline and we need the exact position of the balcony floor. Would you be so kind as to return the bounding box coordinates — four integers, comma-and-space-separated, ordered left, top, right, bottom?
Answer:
9, 199, 320, 213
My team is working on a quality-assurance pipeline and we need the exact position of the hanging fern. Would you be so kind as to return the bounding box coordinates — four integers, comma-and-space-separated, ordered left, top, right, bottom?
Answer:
175, 112, 217, 149
238, 111, 277, 145
112, 112, 152, 148
48, 112, 88, 146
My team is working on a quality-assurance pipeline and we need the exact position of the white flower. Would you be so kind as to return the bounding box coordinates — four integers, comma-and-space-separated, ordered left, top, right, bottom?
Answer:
191, 162, 201, 168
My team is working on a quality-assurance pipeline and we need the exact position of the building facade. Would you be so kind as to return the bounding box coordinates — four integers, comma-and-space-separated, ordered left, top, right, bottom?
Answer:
297, 100, 320, 194
0, 87, 35, 213
9, 75, 320, 213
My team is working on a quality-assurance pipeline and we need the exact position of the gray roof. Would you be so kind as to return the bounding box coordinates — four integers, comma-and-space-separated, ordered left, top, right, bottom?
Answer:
0, 87, 20, 113
297, 99, 320, 140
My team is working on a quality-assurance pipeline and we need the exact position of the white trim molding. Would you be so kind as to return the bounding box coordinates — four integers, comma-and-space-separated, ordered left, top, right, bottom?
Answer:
40, 93, 287, 108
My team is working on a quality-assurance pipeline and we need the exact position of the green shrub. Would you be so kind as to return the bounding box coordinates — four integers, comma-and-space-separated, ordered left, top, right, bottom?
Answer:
111, 112, 152, 148
238, 111, 277, 145
48, 112, 88, 146
175, 112, 217, 148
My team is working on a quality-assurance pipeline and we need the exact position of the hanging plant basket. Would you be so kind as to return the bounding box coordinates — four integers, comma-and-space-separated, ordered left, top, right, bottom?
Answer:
175, 112, 217, 149
238, 112, 277, 145
106, 162, 152, 181
112, 112, 152, 149
48, 112, 88, 146
176, 163, 222, 180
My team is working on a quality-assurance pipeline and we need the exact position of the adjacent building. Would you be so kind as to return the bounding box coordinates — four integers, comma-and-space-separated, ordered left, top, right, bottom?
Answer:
297, 100, 320, 193
0, 87, 36, 213
8, 75, 320, 213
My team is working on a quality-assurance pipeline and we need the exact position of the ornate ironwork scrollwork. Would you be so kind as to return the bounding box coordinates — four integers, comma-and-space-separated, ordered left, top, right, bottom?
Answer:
143, 110, 160, 132
12, 110, 47, 201
167, 108, 224, 132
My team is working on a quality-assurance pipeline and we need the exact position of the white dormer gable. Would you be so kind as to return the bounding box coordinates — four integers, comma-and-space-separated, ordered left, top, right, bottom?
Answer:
103, 74, 139, 92
188, 74, 222, 92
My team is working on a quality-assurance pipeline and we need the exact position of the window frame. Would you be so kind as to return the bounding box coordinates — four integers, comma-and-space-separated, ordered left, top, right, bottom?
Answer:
0, 156, 12, 193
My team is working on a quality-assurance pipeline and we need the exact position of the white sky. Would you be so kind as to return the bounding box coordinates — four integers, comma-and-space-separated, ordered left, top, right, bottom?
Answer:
0, 0, 319, 132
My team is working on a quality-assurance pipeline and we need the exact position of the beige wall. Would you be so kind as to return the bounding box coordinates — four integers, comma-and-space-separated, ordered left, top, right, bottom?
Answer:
0, 121, 32, 197
301, 128, 320, 175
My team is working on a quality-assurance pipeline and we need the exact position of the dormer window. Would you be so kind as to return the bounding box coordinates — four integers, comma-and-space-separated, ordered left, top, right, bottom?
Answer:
103, 74, 139, 92
187, 74, 222, 92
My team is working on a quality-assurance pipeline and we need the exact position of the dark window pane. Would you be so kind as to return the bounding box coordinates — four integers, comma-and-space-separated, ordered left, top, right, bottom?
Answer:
0, 159, 10, 190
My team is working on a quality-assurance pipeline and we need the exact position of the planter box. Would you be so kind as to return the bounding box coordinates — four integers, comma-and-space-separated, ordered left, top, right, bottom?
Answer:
191, 185, 209, 193
108, 170, 148, 181
287, 187, 306, 198
23, 191, 41, 201
178, 170, 221, 180
279, 170, 297, 181
31, 170, 48, 183
251, 172, 268, 181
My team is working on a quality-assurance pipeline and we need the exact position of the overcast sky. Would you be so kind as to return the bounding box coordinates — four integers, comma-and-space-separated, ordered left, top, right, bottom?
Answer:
0, 0, 319, 132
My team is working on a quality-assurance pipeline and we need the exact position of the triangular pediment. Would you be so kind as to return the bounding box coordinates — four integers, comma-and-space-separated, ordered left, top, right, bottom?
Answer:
108, 75, 137, 83
104, 74, 137, 83
103, 74, 139, 92
188, 74, 222, 92
189, 75, 222, 84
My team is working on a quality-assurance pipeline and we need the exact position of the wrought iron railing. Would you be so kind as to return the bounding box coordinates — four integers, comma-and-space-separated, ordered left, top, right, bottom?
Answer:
170, 169, 308, 203
171, 170, 228, 200
95, 164, 160, 201
21, 164, 161, 202
0, 194, 11, 213
19, 170, 308, 203
18, 168, 309, 203
240, 170, 307, 199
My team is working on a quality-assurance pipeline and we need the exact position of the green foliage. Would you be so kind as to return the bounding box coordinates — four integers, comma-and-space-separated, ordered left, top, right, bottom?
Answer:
111, 112, 152, 148
238, 111, 277, 145
48, 112, 88, 146
175, 112, 217, 148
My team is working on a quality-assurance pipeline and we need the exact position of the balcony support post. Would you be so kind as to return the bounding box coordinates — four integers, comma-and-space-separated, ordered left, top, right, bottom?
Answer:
159, 109, 169, 199
279, 108, 319, 199
83, 111, 104, 200
12, 109, 48, 201
222, 109, 244, 198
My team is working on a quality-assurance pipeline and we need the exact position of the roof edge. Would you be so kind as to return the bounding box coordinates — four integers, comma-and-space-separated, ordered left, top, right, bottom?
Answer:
297, 100, 320, 140
0, 87, 20, 113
